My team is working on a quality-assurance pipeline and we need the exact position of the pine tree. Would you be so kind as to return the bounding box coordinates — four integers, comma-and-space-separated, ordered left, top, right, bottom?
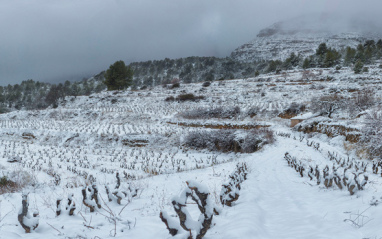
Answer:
316, 43, 328, 56
324, 48, 341, 67
354, 60, 364, 74
316, 43, 328, 67
104, 60, 133, 91
344, 47, 356, 66
355, 44, 365, 62
302, 58, 310, 69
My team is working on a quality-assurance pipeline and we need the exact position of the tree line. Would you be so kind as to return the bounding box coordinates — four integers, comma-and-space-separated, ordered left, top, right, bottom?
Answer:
0, 76, 106, 112
1, 39, 381, 112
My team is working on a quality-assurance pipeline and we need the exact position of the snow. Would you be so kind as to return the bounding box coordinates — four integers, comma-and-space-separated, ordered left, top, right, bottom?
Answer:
1, 64, 382, 238
291, 112, 315, 120
231, 15, 382, 62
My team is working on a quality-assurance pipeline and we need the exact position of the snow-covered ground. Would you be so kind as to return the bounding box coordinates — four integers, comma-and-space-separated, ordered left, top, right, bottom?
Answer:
1, 66, 382, 238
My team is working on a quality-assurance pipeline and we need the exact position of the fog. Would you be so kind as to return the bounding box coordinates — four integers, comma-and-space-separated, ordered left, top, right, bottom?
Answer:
0, 0, 381, 85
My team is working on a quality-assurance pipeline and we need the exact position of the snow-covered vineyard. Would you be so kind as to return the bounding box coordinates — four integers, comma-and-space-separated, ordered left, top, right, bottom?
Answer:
1, 65, 382, 238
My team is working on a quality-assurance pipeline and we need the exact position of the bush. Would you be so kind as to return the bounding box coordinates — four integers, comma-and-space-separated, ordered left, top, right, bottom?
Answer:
0, 107, 9, 114
169, 82, 180, 89
241, 129, 274, 153
0, 170, 35, 194
184, 128, 274, 153
179, 106, 240, 119
362, 110, 382, 159
0, 176, 8, 186
310, 94, 346, 118
0, 175, 18, 194
177, 93, 195, 101
176, 93, 204, 102
202, 81, 211, 87
278, 102, 306, 119
354, 60, 364, 74
220, 163, 248, 206
348, 88, 375, 115
165, 96, 175, 102
246, 107, 260, 118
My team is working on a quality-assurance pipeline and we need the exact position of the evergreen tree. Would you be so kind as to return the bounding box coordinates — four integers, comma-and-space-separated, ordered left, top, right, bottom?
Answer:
354, 60, 364, 74
104, 60, 133, 91
302, 58, 310, 69
355, 44, 365, 62
344, 47, 356, 66
283, 52, 300, 69
267, 60, 282, 72
45, 85, 60, 107
316, 43, 328, 67
316, 43, 328, 56
324, 48, 341, 67
364, 46, 373, 64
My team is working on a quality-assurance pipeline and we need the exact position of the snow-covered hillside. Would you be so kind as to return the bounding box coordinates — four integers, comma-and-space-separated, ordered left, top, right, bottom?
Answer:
1, 65, 382, 238
231, 15, 382, 62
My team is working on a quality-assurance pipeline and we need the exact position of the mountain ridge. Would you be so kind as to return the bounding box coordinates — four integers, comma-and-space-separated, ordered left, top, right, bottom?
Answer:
231, 14, 382, 62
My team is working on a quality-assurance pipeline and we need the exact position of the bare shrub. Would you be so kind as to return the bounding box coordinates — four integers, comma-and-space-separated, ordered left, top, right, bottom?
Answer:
183, 131, 215, 151
0, 176, 18, 194
220, 163, 248, 206
169, 82, 180, 89
213, 130, 239, 152
241, 129, 274, 153
176, 93, 204, 102
165, 94, 204, 102
361, 109, 382, 159
202, 81, 211, 87
301, 70, 317, 81
348, 88, 375, 116
184, 130, 239, 152
0, 169, 36, 194
278, 102, 306, 119
310, 94, 346, 118
179, 106, 240, 120
184, 129, 274, 153
246, 106, 260, 118
165, 96, 175, 102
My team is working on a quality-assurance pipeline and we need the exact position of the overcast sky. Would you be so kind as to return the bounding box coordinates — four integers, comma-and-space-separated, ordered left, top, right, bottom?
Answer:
0, 0, 381, 85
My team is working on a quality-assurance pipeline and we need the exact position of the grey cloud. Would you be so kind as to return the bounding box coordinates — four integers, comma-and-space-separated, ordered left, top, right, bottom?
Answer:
0, 0, 381, 85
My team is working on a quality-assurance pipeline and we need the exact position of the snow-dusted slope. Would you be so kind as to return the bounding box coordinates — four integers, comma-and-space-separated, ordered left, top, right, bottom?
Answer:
231, 14, 382, 62
1, 65, 382, 238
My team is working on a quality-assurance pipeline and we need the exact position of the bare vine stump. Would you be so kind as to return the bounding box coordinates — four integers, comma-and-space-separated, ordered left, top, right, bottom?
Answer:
18, 194, 39, 233
160, 180, 218, 239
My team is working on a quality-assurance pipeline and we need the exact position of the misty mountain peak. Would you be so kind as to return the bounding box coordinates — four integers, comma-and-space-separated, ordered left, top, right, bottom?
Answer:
258, 14, 379, 37
232, 14, 382, 62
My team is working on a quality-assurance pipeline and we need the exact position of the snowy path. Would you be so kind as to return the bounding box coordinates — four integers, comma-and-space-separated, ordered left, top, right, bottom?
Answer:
210, 135, 382, 239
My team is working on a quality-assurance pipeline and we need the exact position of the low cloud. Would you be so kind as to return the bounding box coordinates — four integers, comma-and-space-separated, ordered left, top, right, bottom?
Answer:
0, 0, 381, 85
